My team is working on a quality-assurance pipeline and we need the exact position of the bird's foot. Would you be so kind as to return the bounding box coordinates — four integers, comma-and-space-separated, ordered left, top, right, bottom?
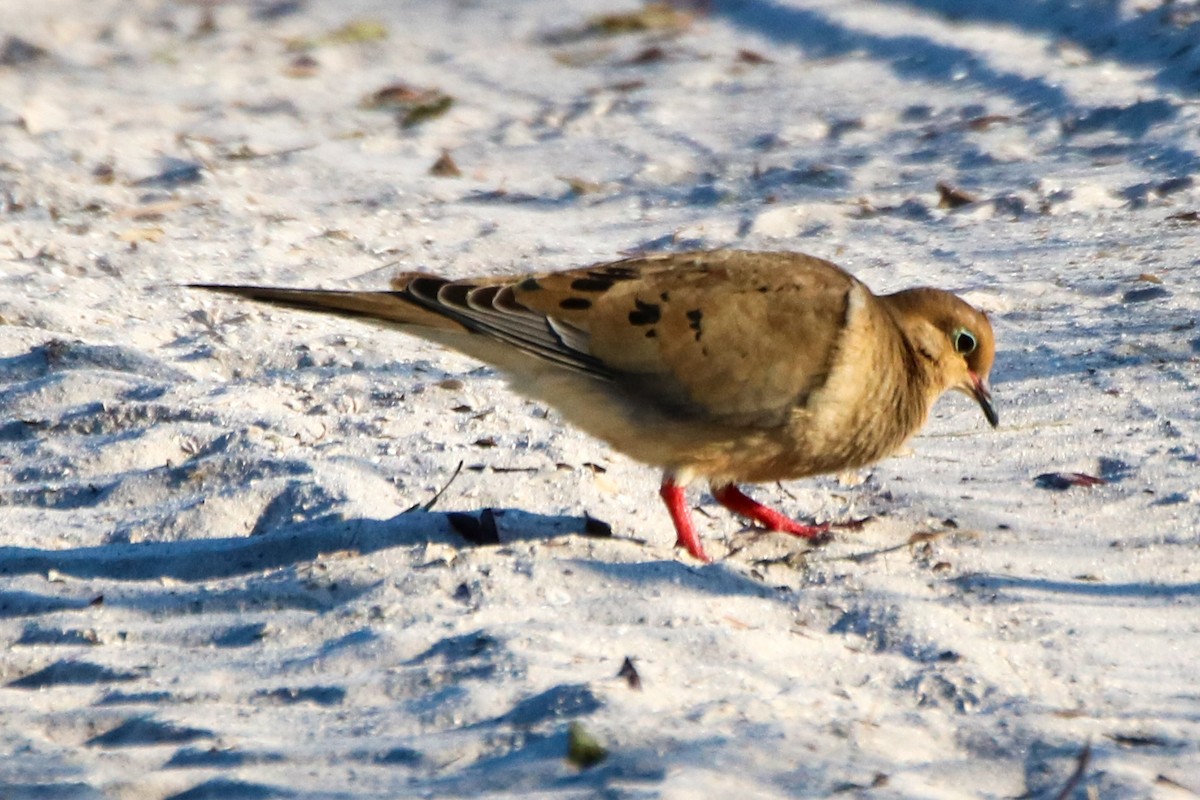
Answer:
711, 484, 831, 542
659, 478, 711, 562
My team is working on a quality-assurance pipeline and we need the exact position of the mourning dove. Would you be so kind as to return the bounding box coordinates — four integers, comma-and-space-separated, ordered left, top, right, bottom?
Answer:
191, 249, 997, 562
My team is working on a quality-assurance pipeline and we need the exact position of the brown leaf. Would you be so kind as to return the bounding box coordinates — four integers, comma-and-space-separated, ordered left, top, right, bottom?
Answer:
361, 83, 454, 128
627, 46, 666, 64
617, 656, 642, 690
936, 180, 978, 209
285, 54, 320, 78
1166, 210, 1200, 223
429, 150, 461, 177
737, 49, 772, 65
363, 83, 434, 109
92, 164, 115, 184
1034, 472, 1107, 490
907, 530, 945, 545
1052, 708, 1086, 719
965, 114, 1013, 131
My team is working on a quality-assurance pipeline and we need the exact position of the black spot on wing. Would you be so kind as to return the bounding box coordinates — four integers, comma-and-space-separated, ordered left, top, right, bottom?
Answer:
517, 277, 542, 291
570, 278, 613, 292
559, 297, 592, 310
628, 299, 661, 326
596, 266, 640, 280
645, 329, 657, 338
686, 308, 703, 341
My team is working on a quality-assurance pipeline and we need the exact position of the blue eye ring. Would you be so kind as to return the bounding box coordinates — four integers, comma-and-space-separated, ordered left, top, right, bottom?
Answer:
952, 328, 977, 355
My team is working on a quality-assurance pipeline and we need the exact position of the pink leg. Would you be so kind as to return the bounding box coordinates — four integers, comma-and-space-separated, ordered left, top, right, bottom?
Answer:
711, 484, 829, 539
659, 477, 711, 562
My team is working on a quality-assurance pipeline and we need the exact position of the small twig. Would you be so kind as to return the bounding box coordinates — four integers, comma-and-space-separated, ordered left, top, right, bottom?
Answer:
1154, 774, 1200, 797
224, 143, 317, 161
827, 528, 975, 564
405, 460, 464, 513
1052, 741, 1092, 800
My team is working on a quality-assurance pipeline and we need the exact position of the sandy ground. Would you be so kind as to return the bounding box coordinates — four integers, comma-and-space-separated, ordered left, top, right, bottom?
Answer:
1, 0, 1199, 797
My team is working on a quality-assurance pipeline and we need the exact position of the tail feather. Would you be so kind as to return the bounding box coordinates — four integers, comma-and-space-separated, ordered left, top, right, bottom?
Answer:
188, 283, 469, 333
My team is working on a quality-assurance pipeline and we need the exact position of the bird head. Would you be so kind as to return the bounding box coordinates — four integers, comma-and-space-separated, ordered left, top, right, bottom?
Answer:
885, 288, 998, 428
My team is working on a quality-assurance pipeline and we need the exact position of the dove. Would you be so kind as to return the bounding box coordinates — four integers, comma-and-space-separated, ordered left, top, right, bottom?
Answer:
191, 249, 997, 562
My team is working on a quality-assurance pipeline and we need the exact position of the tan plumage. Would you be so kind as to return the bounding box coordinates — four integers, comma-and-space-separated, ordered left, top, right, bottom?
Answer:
191, 249, 997, 562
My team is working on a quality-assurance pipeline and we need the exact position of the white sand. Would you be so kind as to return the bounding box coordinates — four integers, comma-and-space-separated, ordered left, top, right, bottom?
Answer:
1, 0, 1198, 797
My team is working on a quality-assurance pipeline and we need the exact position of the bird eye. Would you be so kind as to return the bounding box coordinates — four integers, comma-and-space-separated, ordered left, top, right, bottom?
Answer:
952, 328, 977, 355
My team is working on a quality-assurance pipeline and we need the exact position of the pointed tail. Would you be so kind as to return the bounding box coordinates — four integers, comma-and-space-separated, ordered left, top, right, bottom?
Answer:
188, 277, 468, 333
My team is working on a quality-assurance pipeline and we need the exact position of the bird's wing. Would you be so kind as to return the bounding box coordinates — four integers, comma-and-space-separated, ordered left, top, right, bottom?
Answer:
510, 250, 862, 426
